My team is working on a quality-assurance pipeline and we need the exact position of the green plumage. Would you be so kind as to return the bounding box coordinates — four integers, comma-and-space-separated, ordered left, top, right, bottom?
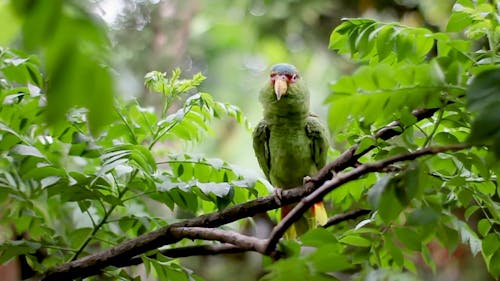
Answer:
253, 63, 329, 237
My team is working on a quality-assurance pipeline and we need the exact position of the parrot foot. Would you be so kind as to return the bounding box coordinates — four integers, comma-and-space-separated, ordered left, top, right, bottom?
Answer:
303, 176, 313, 185
273, 188, 283, 205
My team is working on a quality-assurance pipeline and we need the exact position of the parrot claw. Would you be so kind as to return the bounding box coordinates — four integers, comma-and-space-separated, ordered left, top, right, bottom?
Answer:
303, 176, 313, 185
273, 188, 283, 205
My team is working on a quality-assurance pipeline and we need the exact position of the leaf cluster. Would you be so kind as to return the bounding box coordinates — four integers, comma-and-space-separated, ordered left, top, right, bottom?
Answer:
0, 47, 261, 280
269, 1, 500, 279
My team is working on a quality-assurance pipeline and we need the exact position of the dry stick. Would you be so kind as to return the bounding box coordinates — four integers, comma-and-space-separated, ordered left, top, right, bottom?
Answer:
264, 143, 471, 255
29, 108, 438, 281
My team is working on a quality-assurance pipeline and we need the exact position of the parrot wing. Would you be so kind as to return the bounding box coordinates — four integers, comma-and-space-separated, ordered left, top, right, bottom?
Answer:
305, 114, 329, 227
252, 119, 271, 180
305, 114, 329, 170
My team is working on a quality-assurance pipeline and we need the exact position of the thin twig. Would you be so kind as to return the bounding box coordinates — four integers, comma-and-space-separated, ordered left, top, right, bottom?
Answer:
322, 209, 371, 228
312, 108, 438, 182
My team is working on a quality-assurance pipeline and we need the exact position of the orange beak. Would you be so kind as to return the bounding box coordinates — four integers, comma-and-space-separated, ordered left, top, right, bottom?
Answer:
274, 75, 288, 100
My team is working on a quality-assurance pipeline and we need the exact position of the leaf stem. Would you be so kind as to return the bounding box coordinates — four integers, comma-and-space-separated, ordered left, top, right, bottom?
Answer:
423, 107, 444, 147
69, 170, 139, 261
115, 108, 139, 145
149, 104, 194, 150
86, 210, 97, 228
156, 159, 233, 172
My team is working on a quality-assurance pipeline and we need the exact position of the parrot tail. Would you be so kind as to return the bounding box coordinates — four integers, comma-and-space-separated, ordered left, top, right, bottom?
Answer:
311, 202, 328, 226
281, 202, 327, 239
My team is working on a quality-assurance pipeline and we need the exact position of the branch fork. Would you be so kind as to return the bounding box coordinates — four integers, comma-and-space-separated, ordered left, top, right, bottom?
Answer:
28, 107, 472, 281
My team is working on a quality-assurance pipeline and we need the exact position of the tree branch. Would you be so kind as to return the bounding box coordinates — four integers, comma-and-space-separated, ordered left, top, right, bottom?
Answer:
29, 189, 309, 280
118, 209, 371, 268
264, 143, 470, 255
170, 227, 267, 254
28, 107, 443, 281
123, 244, 247, 267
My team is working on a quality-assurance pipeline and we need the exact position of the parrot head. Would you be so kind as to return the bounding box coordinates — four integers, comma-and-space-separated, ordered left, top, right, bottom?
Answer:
269, 63, 300, 101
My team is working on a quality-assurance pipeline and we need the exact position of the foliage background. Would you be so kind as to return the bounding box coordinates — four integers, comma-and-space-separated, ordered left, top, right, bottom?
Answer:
101, 0, 454, 169
97, 1, 458, 278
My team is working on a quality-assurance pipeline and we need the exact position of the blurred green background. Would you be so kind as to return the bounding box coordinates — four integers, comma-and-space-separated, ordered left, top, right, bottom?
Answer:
93, 1, 456, 279
2, 0, 468, 280
97, 0, 453, 172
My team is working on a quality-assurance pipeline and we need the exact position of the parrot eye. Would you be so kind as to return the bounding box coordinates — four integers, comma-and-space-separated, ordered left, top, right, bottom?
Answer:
287, 73, 299, 82
283, 73, 297, 81
269, 72, 299, 83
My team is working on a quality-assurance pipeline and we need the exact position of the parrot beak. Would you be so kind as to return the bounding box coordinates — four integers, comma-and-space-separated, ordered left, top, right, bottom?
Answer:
274, 75, 288, 100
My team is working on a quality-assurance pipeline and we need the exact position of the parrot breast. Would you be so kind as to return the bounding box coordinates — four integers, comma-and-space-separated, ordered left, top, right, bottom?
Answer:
268, 123, 317, 188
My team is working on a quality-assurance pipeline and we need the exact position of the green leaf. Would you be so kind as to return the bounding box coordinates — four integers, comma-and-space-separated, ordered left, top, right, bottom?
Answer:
69, 227, 93, 248
393, 227, 422, 251
41, 176, 63, 188
177, 164, 184, 177
49, 184, 102, 202
0, 240, 42, 263
434, 132, 460, 145
375, 25, 395, 61
482, 233, 499, 257
467, 68, 500, 156
308, 244, 353, 272
436, 225, 459, 253
262, 258, 310, 281
22, 166, 66, 180
477, 219, 491, 237
300, 228, 338, 247
421, 245, 436, 273
36, 5, 114, 131
377, 182, 404, 223
482, 233, 500, 278
339, 234, 372, 247
384, 234, 404, 267
451, 217, 482, 255
399, 162, 423, 205
467, 68, 500, 112
355, 136, 376, 154
327, 62, 443, 132
464, 205, 480, 220
446, 11, 474, 32
489, 249, 500, 278
330, 19, 433, 64
367, 175, 390, 208
406, 207, 440, 226
10, 144, 45, 158
130, 145, 157, 173
164, 263, 190, 281
475, 181, 496, 196
195, 182, 231, 197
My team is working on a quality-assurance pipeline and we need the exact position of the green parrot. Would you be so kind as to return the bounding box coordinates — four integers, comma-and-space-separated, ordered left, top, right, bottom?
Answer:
253, 63, 329, 238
